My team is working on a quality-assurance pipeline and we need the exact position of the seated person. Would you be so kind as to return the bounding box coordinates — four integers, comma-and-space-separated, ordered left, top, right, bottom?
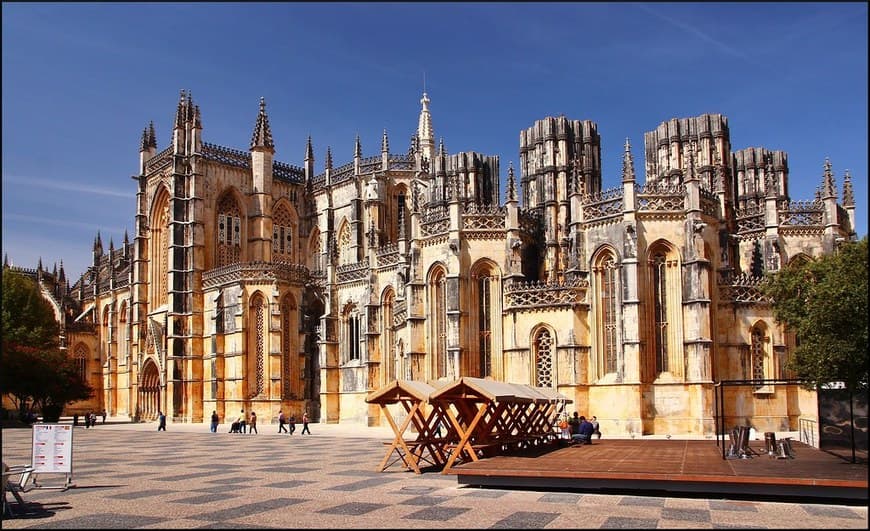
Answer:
568, 412, 581, 438
571, 416, 595, 444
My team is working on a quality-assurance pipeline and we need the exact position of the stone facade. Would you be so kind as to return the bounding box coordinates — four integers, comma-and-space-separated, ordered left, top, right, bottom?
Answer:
8, 90, 859, 437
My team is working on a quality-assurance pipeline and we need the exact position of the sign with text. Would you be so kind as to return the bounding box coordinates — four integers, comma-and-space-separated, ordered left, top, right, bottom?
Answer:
31, 423, 73, 474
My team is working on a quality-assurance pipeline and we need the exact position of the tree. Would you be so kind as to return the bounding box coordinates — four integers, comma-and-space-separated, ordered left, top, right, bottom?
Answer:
1, 269, 93, 420
761, 237, 868, 461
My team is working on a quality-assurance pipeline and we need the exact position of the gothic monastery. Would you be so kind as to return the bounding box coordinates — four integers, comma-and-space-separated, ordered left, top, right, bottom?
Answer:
7, 90, 859, 436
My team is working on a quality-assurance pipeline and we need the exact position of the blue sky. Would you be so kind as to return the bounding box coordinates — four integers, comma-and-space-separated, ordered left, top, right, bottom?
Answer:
3, 2, 867, 280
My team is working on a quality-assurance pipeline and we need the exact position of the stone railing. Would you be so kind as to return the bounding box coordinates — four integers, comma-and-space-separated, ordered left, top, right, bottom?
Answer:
778, 200, 823, 227
582, 186, 623, 221
336, 257, 370, 283
717, 272, 768, 304
331, 162, 354, 183
359, 156, 381, 174
505, 278, 588, 310
736, 205, 765, 233
202, 261, 310, 288
421, 205, 450, 237
376, 243, 401, 267
463, 204, 505, 231
273, 160, 305, 183
636, 181, 685, 212
699, 188, 719, 217
388, 154, 415, 170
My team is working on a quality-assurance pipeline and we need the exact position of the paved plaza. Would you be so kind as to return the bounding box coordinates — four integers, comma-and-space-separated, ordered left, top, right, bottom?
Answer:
2, 419, 867, 529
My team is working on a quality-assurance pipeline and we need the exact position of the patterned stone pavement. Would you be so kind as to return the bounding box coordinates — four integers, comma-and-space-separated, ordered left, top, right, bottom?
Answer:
2, 420, 867, 529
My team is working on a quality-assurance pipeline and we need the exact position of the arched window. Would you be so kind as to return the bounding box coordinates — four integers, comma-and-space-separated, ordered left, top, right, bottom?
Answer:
337, 221, 352, 265
273, 205, 294, 263
646, 241, 683, 380
281, 294, 297, 399
471, 261, 499, 379
652, 253, 669, 374
119, 301, 128, 363
478, 274, 492, 378
750, 322, 772, 391
216, 193, 242, 267
429, 267, 448, 379
592, 248, 619, 379
382, 289, 396, 384
308, 229, 322, 274
248, 293, 266, 398
534, 327, 554, 387
150, 187, 170, 306
74, 344, 88, 383
341, 302, 361, 364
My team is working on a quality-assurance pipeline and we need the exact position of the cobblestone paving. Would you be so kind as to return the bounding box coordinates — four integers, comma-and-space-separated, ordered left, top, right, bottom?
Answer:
2, 421, 867, 529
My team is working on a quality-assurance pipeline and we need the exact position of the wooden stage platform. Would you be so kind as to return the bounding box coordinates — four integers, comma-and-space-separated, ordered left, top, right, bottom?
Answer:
445, 438, 868, 502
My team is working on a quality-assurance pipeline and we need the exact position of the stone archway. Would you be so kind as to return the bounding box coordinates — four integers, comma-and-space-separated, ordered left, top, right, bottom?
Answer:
138, 359, 162, 420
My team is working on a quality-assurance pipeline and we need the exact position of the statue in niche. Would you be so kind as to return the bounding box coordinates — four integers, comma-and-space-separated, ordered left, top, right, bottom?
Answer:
365, 176, 379, 201
624, 224, 637, 258
691, 220, 706, 259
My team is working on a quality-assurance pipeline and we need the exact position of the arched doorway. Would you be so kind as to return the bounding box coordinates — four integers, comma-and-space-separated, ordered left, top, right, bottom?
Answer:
139, 359, 162, 420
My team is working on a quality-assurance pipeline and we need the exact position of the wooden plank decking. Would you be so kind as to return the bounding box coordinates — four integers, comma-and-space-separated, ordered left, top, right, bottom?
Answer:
446, 438, 868, 502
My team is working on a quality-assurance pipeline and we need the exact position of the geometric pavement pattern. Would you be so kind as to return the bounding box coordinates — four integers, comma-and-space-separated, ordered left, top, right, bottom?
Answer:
1, 421, 866, 529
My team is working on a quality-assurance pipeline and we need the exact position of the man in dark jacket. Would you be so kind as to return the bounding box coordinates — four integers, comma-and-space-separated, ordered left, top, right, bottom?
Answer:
572, 416, 595, 444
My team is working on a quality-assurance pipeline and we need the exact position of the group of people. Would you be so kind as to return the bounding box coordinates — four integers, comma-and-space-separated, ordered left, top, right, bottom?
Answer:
211, 410, 310, 435
560, 412, 602, 445
74, 410, 107, 428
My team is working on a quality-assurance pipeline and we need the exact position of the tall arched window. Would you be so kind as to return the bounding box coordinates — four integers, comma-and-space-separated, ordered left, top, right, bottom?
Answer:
652, 253, 669, 374
534, 327, 554, 387
273, 205, 294, 263
74, 344, 88, 383
592, 248, 619, 379
248, 293, 266, 398
150, 187, 170, 306
281, 294, 297, 398
477, 274, 492, 378
429, 267, 448, 379
646, 241, 683, 380
750, 323, 770, 390
308, 229, 322, 274
341, 302, 361, 363
337, 221, 352, 265
216, 193, 242, 267
119, 301, 128, 363
382, 289, 396, 383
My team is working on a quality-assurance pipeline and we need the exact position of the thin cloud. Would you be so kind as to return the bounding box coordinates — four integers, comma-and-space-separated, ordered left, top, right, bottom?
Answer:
3, 212, 127, 234
3, 175, 133, 198
634, 3, 747, 60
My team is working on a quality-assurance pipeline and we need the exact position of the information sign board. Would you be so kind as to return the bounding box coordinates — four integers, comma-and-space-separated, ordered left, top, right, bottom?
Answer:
31, 423, 73, 474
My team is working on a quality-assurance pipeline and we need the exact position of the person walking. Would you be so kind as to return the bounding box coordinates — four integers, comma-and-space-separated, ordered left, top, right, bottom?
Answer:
301, 412, 311, 435
101, 410, 107, 424
157, 411, 167, 431
288, 414, 297, 435
248, 411, 258, 434
278, 410, 288, 433
210, 410, 219, 433
237, 410, 247, 434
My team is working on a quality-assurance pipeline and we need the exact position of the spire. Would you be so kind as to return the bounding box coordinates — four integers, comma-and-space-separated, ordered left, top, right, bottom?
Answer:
621, 137, 635, 182
438, 137, 446, 157
325, 146, 333, 170
59, 260, 65, 281
140, 126, 149, 151
109, 237, 115, 252
4, 253, 8, 268
684, 143, 697, 181
842, 169, 855, 207
193, 105, 202, 129
53, 262, 58, 277
507, 162, 517, 201
822, 158, 836, 199
147, 120, 157, 148
37, 257, 43, 271
250, 97, 274, 151
94, 231, 103, 254
417, 92, 434, 146
381, 129, 389, 153
305, 135, 314, 161
354, 134, 362, 158
124, 229, 130, 246
174, 89, 186, 129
